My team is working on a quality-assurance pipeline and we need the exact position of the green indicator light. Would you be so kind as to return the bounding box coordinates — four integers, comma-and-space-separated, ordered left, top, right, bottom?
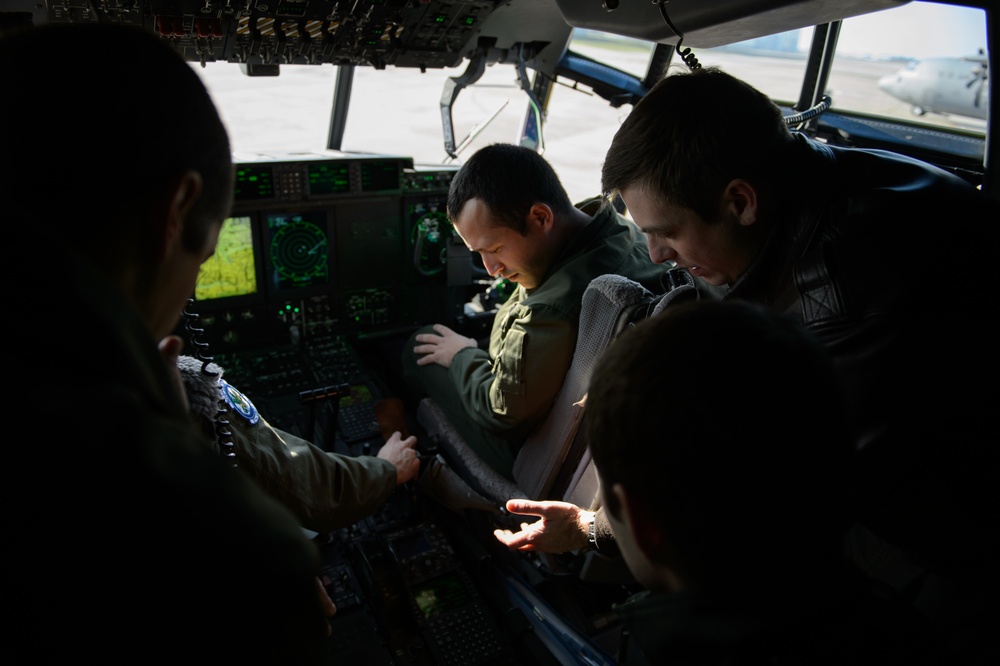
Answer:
434, 15, 446, 23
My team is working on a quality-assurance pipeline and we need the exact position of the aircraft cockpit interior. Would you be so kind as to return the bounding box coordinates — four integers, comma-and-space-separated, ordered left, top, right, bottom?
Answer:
3, 1, 995, 664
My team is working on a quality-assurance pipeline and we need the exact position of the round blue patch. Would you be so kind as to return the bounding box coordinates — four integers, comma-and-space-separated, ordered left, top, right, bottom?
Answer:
220, 380, 260, 425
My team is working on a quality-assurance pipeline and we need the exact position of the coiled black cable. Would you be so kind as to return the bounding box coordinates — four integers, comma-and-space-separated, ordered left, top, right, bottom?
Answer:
783, 94, 832, 127
181, 299, 237, 465
656, 1, 701, 71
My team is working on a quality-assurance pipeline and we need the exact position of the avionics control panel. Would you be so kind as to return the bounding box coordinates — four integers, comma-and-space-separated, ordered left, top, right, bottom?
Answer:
186, 156, 460, 352
27, 1, 507, 71
332, 520, 512, 666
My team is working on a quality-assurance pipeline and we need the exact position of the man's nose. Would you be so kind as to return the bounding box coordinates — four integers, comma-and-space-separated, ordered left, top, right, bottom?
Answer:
647, 241, 676, 265
481, 255, 504, 277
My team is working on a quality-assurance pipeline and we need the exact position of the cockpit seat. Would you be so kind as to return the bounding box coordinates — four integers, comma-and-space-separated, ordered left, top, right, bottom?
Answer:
416, 269, 698, 521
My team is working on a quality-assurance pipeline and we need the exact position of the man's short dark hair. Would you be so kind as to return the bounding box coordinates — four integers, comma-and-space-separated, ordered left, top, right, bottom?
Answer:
586, 299, 854, 588
447, 143, 574, 234
601, 67, 794, 221
0, 22, 233, 253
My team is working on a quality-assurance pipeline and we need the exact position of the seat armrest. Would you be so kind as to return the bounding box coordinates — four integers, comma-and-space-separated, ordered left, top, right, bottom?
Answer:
416, 398, 527, 506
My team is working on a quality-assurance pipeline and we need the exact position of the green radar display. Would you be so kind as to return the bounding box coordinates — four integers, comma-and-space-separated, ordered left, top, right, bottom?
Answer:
194, 215, 258, 301
266, 211, 330, 291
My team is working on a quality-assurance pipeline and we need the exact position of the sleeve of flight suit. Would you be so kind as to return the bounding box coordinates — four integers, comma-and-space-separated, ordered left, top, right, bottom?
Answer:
229, 417, 397, 533
177, 355, 397, 533
448, 293, 576, 441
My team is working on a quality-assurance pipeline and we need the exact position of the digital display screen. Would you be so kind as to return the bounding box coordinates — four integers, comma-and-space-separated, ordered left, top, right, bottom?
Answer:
266, 210, 330, 292
333, 199, 404, 290
360, 160, 401, 192
412, 572, 470, 619
194, 215, 258, 301
391, 531, 433, 560
307, 161, 351, 195
234, 165, 275, 201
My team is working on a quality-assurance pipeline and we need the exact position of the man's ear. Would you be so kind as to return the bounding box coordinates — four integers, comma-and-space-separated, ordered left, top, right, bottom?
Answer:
527, 202, 554, 233
723, 178, 758, 227
612, 482, 669, 561
155, 169, 203, 261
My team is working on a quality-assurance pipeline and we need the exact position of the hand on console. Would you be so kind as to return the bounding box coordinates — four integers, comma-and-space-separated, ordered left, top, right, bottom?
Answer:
378, 431, 421, 485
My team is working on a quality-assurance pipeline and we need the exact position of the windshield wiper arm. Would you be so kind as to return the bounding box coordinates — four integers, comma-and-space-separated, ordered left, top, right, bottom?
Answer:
440, 52, 486, 159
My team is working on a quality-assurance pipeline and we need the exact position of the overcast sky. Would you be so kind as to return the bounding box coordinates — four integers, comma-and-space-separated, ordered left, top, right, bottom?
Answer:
836, 3, 987, 59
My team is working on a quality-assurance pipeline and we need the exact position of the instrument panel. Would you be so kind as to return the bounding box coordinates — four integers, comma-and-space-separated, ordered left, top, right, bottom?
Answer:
189, 154, 460, 354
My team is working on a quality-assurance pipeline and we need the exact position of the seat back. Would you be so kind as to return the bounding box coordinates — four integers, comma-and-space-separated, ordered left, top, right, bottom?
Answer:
511, 273, 656, 500
547, 268, 699, 509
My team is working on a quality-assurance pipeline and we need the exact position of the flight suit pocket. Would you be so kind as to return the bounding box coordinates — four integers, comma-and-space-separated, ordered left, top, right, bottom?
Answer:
493, 327, 525, 399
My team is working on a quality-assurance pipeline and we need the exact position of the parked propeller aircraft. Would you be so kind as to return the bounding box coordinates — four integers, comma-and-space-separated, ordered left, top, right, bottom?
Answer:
877, 52, 989, 120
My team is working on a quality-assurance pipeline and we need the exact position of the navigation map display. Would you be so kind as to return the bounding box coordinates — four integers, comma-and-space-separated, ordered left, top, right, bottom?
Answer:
194, 215, 258, 302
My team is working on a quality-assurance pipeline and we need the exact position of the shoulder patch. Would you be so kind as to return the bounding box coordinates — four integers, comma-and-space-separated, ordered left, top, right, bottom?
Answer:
220, 380, 260, 425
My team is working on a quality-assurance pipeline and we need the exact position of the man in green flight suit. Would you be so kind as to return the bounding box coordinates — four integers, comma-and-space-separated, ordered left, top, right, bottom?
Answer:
402, 143, 667, 478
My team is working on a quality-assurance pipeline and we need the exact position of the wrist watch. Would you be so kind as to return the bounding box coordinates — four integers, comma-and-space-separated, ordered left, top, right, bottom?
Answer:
587, 515, 599, 551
